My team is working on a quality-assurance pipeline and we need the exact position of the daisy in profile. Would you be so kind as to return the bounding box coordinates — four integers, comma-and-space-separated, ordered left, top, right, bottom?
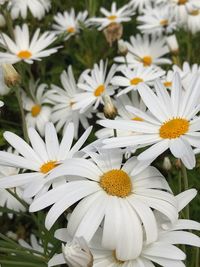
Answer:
47, 66, 92, 139
111, 64, 165, 96
100, 73, 200, 169
0, 24, 59, 64
22, 81, 52, 136
73, 60, 117, 113
30, 148, 178, 260
8, 0, 51, 20
89, 2, 135, 30
137, 4, 177, 36
52, 9, 89, 41
187, 8, 200, 34
0, 122, 92, 198
114, 34, 171, 68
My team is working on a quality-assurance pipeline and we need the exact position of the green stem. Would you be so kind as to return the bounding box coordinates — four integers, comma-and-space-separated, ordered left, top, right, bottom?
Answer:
7, 189, 29, 209
196, 248, 199, 267
181, 162, 190, 219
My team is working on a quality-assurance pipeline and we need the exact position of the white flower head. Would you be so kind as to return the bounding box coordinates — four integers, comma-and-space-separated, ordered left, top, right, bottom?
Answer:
0, 123, 92, 199
0, 24, 60, 64
89, 2, 135, 30
115, 34, 171, 69
100, 73, 200, 169
53, 9, 89, 40
73, 60, 117, 113
9, 0, 51, 20
30, 148, 177, 260
47, 66, 92, 139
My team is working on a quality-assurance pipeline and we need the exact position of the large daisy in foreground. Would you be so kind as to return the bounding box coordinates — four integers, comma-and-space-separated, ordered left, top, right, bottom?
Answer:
100, 73, 200, 169
30, 148, 177, 260
0, 24, 59, 64
0, 123, 92, 198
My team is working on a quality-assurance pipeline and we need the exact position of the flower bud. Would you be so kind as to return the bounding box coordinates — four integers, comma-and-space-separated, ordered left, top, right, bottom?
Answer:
103, 95, 118, 119
62, 237, 93, 267
0, 100, 4, 107
103, 22, 123, 47
166, 35, 179, 55
163, 157, 172, 171
118, 39, 128, 55
2, 64, 21, 87
0, 14, 5, 27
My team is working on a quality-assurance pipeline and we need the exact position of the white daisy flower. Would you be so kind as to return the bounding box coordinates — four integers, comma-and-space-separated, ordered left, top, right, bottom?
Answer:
52, 9, 89, 41
46, 66, 92, 139
30, 148, 178, 260
114, 34, 171, 69
0, 122, 92, 198
73, 60, 117, 113
22, 81, 52, 136
0, 24, 59, 64
8, 0, 51, 20
129, 0, 153, 13
89, 2, 135, 30
137, 4, 177, 36
100, 73, 200, 169
111, 64, 165, 96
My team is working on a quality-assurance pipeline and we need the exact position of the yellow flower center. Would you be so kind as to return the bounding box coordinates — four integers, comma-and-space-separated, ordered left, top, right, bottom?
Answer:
40, 161, 58, 174
67, 27, 76, 33
160, 19, 169, 26
132, 116, 143, 121
178, 0, 187, 5
108, 15, 117, 20
31, 105, 41, 117
130, 77, 144, 85
142, 56, 152, 66
164, 81, 172, 87
17, 50, 32, 59
190, 10, 200, 16
94, 84, 105, 97
159, 118, 189, 139
100, 169, 132, 198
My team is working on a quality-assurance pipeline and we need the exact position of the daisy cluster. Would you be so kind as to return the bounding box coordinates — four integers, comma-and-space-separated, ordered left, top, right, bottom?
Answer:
0, 1, 200, 267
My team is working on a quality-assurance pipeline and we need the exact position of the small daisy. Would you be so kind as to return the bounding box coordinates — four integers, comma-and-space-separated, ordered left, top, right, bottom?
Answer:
9, 0, 51, 20
30, 148, 177, 260
137, 4, 177, 36
22, 81, 52, 136
52, 9, 89, 41
89, 2, 135, 30
73, 60, 117, 113
100, 73, 200, 169
46, 66, 92, 139
0, 24, 59, 64
111, 64, 165, 96
0, 122, 92, 198
114, 34, 171, 69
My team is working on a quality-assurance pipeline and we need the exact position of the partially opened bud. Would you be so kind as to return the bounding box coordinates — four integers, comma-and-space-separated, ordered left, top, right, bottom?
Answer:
163, 157, 172, 171
103, 22, 123, 47
166, 35, 179, 55
2, 64, 21, 87
103, 95, 117, 119
118, 39, 128, 55
62, 237, 93, 267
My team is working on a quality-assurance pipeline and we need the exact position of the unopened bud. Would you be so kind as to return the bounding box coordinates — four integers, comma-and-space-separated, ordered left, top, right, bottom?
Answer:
2, 64, 21, 86
103, 95, 117, 119
62, 237, 93, 267
0, 14, 5, 27
166, 35, 179, 55
175, 158, 182, 169
0, 100, 4, 107
118, 39, 128, 55
103, 22, 123, 47
163, 157, 172, 171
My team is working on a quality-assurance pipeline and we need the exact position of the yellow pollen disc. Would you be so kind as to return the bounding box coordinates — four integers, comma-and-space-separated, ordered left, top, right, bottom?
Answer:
40, 161, 58, 174
94, 84, 105, 97
130, 77, 144, 85
17, 50, 32, 59
160, 19, 169, 26
100, 169, 132, 198
113, 251, 125, 264
67, 27, 76, 33
108, 15, 117, 20
132, 116, 143, 121
159, 118, 189, 139
142, 56, 152, 66
31, 105, 41, 117
178, 0, 187, 5
190, 10, 200, 16
164, 81, 172, 87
